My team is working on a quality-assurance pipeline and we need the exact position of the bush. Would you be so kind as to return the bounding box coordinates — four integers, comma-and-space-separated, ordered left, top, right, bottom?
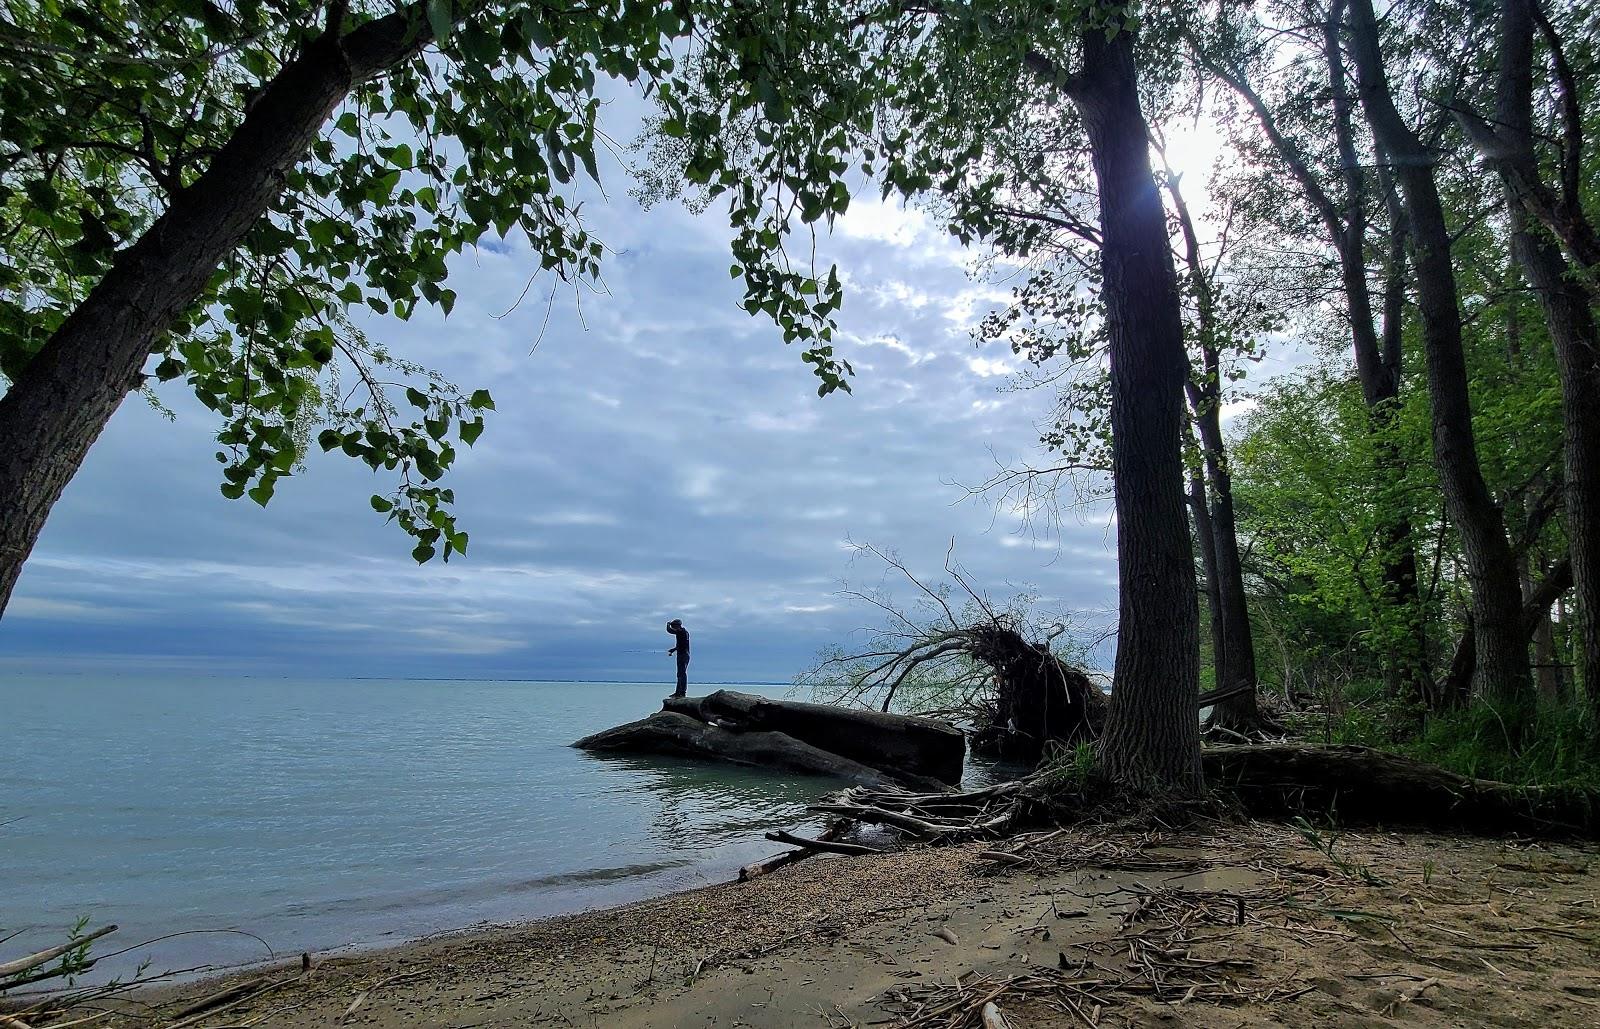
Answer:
1404, 701, 1600, 786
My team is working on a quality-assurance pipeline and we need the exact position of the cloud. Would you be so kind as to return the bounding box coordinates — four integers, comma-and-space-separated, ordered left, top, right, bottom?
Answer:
1, 106, 1145, 683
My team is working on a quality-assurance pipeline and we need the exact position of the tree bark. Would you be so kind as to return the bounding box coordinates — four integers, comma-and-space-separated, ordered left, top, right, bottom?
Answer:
1346, 0, 1531, 703
1069, 29, 1202, 790
1439, 555, 1572, 705
0, 8, 436, 615
1189, 462, 1227, 692
1458, 0, 1600, 716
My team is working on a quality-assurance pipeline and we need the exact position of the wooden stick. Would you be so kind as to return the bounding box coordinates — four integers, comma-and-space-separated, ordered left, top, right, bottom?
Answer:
0, 926, 117, 980
0, 957, 99, 990
808, 803, 944, 837
739, 819, 849, 880
167, 976, 268, 1020
764, 831, 882, 856
981, 1001, 1013, 1029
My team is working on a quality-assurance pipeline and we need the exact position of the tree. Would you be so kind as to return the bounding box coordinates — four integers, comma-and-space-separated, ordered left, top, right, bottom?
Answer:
1194, 0, 1434, 706
0, 0, 855, 618
1158, 152, 1267, 732
799, 543, 1110, 763
1344, 0, 1533, 703
654, 1, 1206, 789
1454, 0, 1600, 715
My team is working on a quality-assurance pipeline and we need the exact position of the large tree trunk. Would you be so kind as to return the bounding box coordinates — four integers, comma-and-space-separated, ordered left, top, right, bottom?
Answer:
0, 10, 434, 616
1460, 0, 1600, 716
662, 690, 967, 785
1205, 743, 1600, 837
1439, 556, 1572, 704
573, 710, 937, 790
1070, 29, 1202, 791
1346, 0, 1531, 703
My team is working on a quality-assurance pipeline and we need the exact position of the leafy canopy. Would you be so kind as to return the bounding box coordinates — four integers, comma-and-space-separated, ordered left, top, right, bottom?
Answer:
0, 0, 875, 562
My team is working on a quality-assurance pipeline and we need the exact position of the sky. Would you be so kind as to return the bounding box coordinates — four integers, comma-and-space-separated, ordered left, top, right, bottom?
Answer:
0, 93, 1267, 686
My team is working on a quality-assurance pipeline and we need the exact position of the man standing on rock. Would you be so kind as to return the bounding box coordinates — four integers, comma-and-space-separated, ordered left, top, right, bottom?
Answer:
666, 619, 690, 697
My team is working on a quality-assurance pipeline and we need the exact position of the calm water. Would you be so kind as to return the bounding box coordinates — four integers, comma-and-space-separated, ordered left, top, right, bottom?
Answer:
1, 677, 839, 981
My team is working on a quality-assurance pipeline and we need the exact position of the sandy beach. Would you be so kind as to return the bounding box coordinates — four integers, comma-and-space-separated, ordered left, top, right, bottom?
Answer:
40, 819, 1600, 1028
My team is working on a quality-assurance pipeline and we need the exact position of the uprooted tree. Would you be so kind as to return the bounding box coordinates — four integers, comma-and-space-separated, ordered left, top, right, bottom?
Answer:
798, 544, 1263, 763
798, 543, 1111, 764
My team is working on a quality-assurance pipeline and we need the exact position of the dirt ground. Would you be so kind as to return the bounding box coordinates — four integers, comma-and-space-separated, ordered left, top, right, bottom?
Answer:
15, 820, 1600, 1027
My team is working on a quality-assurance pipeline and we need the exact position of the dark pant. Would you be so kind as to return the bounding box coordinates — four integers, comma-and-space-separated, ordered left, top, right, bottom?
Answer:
675, 656, 689, 697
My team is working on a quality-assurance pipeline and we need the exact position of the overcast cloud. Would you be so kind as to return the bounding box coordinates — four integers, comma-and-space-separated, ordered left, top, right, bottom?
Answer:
2, 96, 1151, 686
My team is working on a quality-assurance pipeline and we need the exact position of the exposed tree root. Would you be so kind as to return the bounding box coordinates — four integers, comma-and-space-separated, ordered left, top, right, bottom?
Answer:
784, 744, 1600, 849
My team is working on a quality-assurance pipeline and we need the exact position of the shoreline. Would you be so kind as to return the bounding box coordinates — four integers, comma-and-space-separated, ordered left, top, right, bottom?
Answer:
47, 820, 1600, 1027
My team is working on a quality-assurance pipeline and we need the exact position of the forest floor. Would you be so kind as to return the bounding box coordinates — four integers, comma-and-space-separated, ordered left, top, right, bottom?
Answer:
56, 818, 1600, 1027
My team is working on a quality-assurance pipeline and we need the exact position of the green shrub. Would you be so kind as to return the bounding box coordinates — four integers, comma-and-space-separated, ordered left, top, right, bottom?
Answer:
1404, 701, 1600, 786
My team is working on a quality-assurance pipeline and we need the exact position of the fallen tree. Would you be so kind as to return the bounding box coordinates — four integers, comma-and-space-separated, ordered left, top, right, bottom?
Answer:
572, 695, 963, 791
663, 689, 965, 784
1202, 743, 1600, 838
801, 543, 1112, 763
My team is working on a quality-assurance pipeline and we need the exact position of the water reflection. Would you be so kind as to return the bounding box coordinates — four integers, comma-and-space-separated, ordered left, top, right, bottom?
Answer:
580, 752, 828, 850
579, 748, 1026, 852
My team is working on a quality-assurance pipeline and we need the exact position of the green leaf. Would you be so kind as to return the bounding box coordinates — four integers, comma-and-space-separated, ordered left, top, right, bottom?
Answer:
248, 480, 276, 507
427, 0, 453, 43
469, 389, 495, 411
412, 542, 437, 564
371, 495, 394, 512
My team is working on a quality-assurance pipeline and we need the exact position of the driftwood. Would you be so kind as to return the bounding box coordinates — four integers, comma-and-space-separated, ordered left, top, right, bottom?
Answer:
573, 711, 916, 788
764, 830, 882, 856
575, 693, 964, 791
962, 626, 1108, 763
664, 690, 966, 785
0, 925, 116, 982
740, 819, 850, 880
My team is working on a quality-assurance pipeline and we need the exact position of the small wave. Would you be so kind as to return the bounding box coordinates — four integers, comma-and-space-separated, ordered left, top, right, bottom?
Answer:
502, 859, 696, 891
272, 858, 696, 920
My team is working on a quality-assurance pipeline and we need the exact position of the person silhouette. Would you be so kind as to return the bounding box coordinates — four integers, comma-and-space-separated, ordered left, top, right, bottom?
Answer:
666, 619, 691, 697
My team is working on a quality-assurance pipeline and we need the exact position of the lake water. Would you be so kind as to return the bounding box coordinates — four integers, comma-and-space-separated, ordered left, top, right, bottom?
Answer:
1, 676, 858, 982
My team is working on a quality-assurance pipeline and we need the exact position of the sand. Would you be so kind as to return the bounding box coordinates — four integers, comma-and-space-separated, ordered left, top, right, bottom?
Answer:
27, 820, 1600, 1027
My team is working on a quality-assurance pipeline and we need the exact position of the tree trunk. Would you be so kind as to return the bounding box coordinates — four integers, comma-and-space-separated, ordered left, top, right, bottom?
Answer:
1368, 168, 1434, 708
0, 10, 435, 616
1439, 556, 1572, 704
1166, 173, 1260, 733
1205, 743, 1600, 837
1189, 463, 1227, 692
1070, 29, 1202, 791
663, 689, 967, 785
573, 710, 940, 790
1530, 563, 1563, 702
1346, 0, 1531, 703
